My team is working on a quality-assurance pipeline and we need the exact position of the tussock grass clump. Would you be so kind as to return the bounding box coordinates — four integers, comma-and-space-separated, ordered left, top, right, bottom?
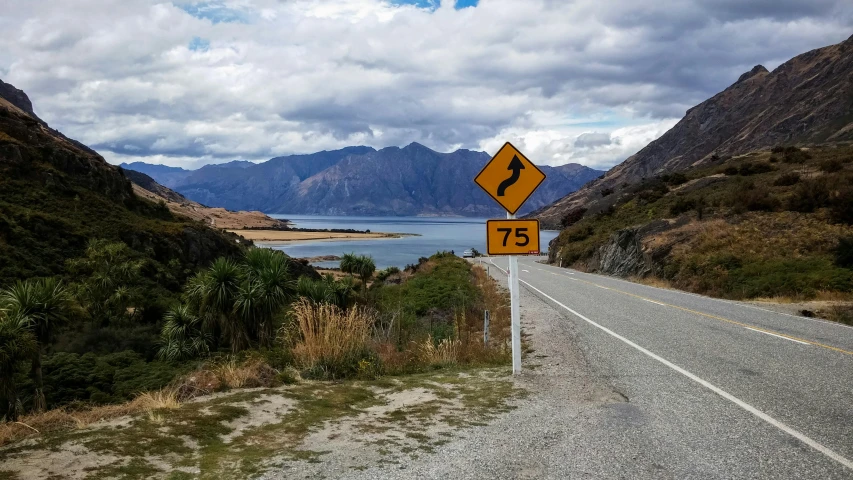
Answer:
417, 335, 460, 366
292, 299, 374, 379
0, 386, 180, 446
210, 356, 279, 389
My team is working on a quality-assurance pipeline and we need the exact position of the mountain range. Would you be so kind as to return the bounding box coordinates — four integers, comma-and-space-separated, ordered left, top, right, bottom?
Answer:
121, 146, 603, 217
531, 33, 853, 227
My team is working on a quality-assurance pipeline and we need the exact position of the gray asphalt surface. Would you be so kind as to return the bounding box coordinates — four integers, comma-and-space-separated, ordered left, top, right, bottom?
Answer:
482, 256, 853, 478
271, 256, 853, 479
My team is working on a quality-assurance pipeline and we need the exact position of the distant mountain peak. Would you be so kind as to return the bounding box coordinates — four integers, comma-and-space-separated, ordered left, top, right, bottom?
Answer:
0, 78, 45, 125
403, 142, 430, 151
735, 65, 769, 84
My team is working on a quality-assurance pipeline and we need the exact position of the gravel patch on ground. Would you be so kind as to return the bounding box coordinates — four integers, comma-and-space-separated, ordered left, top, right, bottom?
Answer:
263, 282, 627, 480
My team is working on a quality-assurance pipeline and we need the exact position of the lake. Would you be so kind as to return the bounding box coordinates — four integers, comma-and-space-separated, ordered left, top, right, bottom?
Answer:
265, 215, 559, 269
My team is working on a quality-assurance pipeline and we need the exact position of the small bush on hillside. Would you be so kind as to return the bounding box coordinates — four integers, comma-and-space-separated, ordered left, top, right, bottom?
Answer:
670, 197, 697, 216
565, 225, 594, 242
737, 162, 775, 176
600, 187, 614, 197
787, 179, 831, 213
777, 147, 811, 164
596, 205, 616, 218
773, 172, 801, 186
820, 160, 844, 173
636, 181, 669, 203
660, 172, 688, 186
836, 236, 853, 268
829, 187, 853, 225
729, 183, 779, 213
561, 207, 587, 228
724, 166, 739, 176
375, 266, 401, 282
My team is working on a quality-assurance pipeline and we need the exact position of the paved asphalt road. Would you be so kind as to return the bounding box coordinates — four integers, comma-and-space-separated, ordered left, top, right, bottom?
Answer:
483, 256, 853, 479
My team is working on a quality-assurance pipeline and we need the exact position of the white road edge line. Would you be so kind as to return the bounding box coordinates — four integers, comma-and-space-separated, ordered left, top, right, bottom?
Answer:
642, 298, 666, 306
518, 278, 853, 472
745, 327, 811, 345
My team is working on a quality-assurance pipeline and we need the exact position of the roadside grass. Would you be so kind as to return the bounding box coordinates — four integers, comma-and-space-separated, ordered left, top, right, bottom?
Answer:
0, 254, 510, 464
0, 368, 526, 479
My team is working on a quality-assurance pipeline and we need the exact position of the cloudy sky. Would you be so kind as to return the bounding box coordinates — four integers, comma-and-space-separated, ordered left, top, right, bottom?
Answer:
1, 0, 851, 170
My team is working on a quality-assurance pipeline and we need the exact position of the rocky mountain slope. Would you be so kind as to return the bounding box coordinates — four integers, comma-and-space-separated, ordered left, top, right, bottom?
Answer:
547, 144, 853, 307
0, 79, 243, 285
123, 145, 602, 216
122, 169, 289, 230
532, 34, 853, 228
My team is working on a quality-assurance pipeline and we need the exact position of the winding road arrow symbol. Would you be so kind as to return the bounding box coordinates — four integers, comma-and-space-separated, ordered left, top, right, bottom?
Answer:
497, 155, 525, 197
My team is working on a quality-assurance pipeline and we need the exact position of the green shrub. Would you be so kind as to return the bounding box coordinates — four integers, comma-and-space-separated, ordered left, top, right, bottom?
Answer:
773, 172, 801, 186
730, 183, 779, 213
787, 179, 831, 213
820, 160, 844, 173
779, 147, 811, 164
737, 162, 775, 176
660, 172, 688, 186
565, 225, 594, 242
375, 266, 401, 282
636, 181, 669, 203
600, 187, 614, 197
836, 236, 853, 268
829, 187, 853, 225
724, 258, 853, 298
670, 197, 698, 216
19, 351, 187, 408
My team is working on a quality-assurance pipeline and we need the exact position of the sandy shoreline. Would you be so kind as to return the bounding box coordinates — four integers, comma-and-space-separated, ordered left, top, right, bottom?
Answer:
228, 229, 412, 244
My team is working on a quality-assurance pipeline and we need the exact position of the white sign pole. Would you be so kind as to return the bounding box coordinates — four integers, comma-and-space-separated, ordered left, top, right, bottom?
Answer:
507, 212, 522, 374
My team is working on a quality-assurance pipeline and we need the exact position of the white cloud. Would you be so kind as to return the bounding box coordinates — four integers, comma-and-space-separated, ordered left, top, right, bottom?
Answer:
0, 0, 851, 170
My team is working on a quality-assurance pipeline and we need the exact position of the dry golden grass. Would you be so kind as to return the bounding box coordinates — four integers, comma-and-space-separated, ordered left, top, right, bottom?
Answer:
752, 290, 853, 304
629, 275, 676, 290
416, 335, 460, 366
210, 356, 278, 389
292, 299, 373, 371
0, 356, 284, 447
0, 386, 181, 446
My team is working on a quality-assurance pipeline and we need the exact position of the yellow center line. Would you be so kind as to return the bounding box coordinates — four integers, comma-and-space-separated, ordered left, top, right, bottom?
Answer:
566, 276, 853, 356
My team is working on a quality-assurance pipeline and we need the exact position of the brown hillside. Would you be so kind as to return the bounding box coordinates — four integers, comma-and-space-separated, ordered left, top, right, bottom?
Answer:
533, 34, 853, 228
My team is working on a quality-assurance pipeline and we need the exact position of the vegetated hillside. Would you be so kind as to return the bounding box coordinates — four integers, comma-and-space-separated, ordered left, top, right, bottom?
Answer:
126, 144, 603, 216
0, 80, 328, 419
0, 83, 245, 287
123, 168, 289, 229
549, 145, 853, 312
533, 33, 853, 227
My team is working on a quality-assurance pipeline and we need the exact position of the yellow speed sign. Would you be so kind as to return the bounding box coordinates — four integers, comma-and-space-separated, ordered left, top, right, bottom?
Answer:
486, 219, 540, 256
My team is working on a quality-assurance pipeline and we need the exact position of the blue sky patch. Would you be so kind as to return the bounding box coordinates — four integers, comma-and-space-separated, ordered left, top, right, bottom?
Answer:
391, 0, 478, 11
188, 37, 210, 51
177, 2, 249, 24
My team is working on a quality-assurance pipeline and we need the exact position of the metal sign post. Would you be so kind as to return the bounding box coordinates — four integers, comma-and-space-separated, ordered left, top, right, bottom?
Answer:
474, 142, 545, 375
507, 212, 522, 374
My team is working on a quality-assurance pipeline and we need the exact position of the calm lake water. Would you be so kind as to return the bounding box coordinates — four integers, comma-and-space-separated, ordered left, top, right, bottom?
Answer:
266, 215, 559, 269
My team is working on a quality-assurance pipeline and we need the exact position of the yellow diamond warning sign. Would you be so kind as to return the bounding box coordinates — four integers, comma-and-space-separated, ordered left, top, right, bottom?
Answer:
474, 142, 546, 215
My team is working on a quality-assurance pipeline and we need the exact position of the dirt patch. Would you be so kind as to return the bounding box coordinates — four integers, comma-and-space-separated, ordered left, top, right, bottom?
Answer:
0, 370, 524, 479
222, 394, 297, 443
